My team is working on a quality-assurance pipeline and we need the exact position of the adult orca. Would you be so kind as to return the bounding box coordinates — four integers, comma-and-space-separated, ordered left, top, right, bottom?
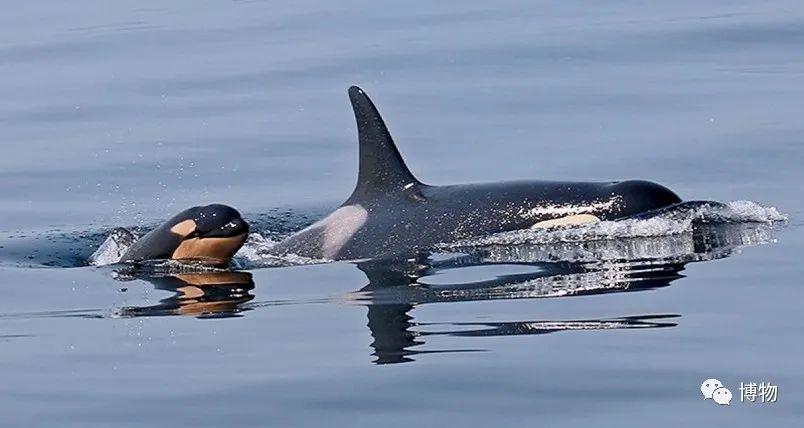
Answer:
270, 86, 681, 260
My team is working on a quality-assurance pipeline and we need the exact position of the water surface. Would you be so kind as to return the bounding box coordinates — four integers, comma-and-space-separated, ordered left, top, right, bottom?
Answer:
1, 1, 803, 426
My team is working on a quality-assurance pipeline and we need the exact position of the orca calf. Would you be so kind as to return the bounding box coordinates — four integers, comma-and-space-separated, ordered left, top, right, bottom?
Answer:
120, 204, 249, 267
270, 86, 681, 260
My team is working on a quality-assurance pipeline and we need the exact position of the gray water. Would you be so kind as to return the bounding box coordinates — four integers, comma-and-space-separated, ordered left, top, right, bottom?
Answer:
1, 1, 803, 426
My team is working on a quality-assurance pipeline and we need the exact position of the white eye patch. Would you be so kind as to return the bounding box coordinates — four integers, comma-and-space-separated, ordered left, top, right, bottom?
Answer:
170, 219, 197, 237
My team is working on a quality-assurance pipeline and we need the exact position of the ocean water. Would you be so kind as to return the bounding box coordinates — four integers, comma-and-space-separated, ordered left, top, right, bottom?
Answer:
1, 1, 803, 426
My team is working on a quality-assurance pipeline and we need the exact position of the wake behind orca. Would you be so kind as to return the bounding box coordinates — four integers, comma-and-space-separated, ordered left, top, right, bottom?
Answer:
270, 86, 684, 260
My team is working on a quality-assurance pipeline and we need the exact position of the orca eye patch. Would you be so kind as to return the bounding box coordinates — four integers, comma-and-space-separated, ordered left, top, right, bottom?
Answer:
169, 219, 198, 237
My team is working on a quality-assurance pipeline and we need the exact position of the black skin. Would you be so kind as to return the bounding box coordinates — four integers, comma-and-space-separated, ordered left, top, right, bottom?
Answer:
270, 86, 681, 260
340, 179, 679, 259
120, 204, 249, 264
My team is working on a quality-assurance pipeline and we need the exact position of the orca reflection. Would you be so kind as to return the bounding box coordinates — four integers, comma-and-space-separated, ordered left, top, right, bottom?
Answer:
348, 222, 772, 364
116, 271, 254, 319
109, 222, 773, 365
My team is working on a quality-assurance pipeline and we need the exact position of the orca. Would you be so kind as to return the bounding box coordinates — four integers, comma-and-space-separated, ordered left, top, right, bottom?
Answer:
120, 204, 249, 267
270, 86, 681, 260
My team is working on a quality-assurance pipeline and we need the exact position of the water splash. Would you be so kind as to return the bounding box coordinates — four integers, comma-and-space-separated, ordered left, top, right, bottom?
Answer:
87, 228, 137, 266
438, 200, 786, 248
232, 233, 330, 269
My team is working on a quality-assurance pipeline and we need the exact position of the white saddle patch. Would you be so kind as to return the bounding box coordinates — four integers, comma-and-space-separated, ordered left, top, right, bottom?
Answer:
531, 214, 600, 229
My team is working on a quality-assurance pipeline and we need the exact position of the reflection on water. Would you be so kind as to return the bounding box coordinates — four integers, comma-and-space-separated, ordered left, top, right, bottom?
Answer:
112, 221, 774, 364
367, 309, 679, 364
348, 222, 771, 364
115, 271, 254, 319
356, 258, 683, 364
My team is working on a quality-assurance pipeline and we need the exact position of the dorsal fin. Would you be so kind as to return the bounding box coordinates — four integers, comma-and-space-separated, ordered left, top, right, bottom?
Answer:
347, 86, 421, 200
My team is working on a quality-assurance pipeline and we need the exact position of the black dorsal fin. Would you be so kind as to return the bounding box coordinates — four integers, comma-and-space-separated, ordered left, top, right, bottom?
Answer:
347, 86, 421, 200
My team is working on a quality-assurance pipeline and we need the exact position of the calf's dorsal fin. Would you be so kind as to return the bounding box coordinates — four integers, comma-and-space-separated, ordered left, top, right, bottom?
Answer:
347, 86, 421, 200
